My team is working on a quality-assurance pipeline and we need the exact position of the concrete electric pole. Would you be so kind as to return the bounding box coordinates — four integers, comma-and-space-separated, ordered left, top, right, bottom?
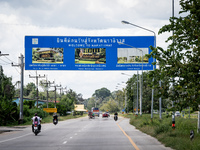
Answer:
12, 54, 24, 124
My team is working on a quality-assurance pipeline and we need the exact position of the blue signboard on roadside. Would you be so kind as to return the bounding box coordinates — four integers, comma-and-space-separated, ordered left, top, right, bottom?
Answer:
25, 36, 155, 71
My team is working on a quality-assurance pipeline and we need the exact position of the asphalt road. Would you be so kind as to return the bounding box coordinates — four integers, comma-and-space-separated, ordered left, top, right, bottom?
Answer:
0, 115, 173, 150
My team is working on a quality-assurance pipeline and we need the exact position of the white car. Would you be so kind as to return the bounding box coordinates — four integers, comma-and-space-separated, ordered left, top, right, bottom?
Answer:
175, 111, 181, 117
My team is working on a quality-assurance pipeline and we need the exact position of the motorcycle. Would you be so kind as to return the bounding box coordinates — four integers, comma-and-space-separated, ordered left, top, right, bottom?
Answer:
89, 114, 95, 119
33, 121, 40, 136
114, 115, 118, 121
53, 118, 58, 125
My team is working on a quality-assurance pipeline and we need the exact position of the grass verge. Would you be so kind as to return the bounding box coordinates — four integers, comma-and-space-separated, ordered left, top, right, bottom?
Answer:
123, 113, 200, 150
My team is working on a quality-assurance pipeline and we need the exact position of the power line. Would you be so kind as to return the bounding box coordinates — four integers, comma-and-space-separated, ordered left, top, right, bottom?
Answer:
13, 67, 20, 74
4, 55, 18, 64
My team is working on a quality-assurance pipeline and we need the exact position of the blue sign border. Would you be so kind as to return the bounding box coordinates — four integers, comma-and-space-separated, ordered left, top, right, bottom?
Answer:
25, 36, 155, 71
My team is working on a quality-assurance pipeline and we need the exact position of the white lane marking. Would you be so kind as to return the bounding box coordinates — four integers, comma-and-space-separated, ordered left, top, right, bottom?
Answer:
70, 137, 73, 139
75, 133, 77, 135
63, 141, 67, 144
0, 132, 32, 144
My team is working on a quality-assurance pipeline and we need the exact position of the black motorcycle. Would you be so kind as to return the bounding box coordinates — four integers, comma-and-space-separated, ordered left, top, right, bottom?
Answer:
53, 118, 58, 125
114, 115, 118, 121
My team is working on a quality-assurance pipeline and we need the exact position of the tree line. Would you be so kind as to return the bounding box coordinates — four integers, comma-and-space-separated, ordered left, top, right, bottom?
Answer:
0, 70, 84, 125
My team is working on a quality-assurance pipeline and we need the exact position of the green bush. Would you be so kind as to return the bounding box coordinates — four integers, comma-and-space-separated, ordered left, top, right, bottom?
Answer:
22, 108, 48, 124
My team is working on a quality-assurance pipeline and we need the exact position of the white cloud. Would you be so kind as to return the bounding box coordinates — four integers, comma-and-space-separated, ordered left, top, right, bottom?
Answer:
117, 0, 138, 8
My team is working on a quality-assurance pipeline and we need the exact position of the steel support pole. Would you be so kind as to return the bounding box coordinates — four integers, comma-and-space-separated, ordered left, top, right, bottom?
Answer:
19, 54, 24, 123
159, 80, 162, 119
121, 20, 156, 118
133, 86, 134, 113
140, 51, 143, 116
172, 0, 175, 129
136, 71, 139, 115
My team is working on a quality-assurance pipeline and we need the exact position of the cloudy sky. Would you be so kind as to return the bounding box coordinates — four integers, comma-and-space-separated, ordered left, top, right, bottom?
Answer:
0, 0, 181, 99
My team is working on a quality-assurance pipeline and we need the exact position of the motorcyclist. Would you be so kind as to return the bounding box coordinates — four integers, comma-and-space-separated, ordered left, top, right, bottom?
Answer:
88, 111, 94, 118
32, 113, 42, 132
114, 112, 118, 120
53, 113, 58, 124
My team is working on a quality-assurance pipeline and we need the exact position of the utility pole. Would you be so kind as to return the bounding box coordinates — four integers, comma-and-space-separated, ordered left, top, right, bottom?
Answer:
12, 54, 24, 124
172, 0, 175, 130
41, 76, 54, 108
62, 86, 68, 94
159, 80, 162, 119
29, 71, 45, 108
57, 85, 63, 102
50, 83, 61, 108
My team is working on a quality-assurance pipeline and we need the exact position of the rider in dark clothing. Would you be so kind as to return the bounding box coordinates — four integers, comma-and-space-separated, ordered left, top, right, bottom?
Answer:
114, 112, 118, 121
53, 113, 58, 123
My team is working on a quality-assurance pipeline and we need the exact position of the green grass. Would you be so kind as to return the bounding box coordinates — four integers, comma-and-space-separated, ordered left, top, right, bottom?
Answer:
123, 113, 200, 150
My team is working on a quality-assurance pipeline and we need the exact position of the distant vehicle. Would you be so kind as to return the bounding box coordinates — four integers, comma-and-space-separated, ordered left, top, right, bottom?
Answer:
175, 111, 181, 117
153, 110, 158, 114
53, 113, 58, 125
114, 115, 118, 121
102, 112, 109, 118
91, 107, 100, 117
66, 111, 72, 114
88, 111, 95, 119
106, 112, 110, 117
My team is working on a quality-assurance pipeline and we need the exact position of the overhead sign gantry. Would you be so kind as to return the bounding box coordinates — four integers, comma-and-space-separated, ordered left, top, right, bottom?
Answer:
25, 36, 154, 71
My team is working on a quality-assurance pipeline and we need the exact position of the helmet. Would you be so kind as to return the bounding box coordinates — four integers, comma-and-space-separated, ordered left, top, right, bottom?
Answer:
35, 113, 38, 116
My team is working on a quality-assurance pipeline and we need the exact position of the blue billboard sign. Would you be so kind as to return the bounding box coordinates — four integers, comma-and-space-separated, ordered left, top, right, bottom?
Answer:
25, 36, 154, 71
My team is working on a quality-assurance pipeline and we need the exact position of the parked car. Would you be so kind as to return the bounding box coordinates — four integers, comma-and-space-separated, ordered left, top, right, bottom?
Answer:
102, 112, 109, 118
175, 111, 181, 117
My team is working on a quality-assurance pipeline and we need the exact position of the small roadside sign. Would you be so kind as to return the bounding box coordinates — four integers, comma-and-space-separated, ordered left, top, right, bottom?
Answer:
43, 108, 57, 113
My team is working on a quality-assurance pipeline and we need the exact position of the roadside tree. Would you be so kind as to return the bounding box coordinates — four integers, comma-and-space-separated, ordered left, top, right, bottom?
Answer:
0, 67, 17, 125
147, 0, 200, 111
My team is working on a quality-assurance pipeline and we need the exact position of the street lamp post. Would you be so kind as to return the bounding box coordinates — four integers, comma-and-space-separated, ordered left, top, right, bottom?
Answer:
121, 20, 156, 118
136, 71, 139, 115
122, 71, 139, 115
116, 83, 127, 113
122, 73, 137, 115
120, 43, 143, 115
